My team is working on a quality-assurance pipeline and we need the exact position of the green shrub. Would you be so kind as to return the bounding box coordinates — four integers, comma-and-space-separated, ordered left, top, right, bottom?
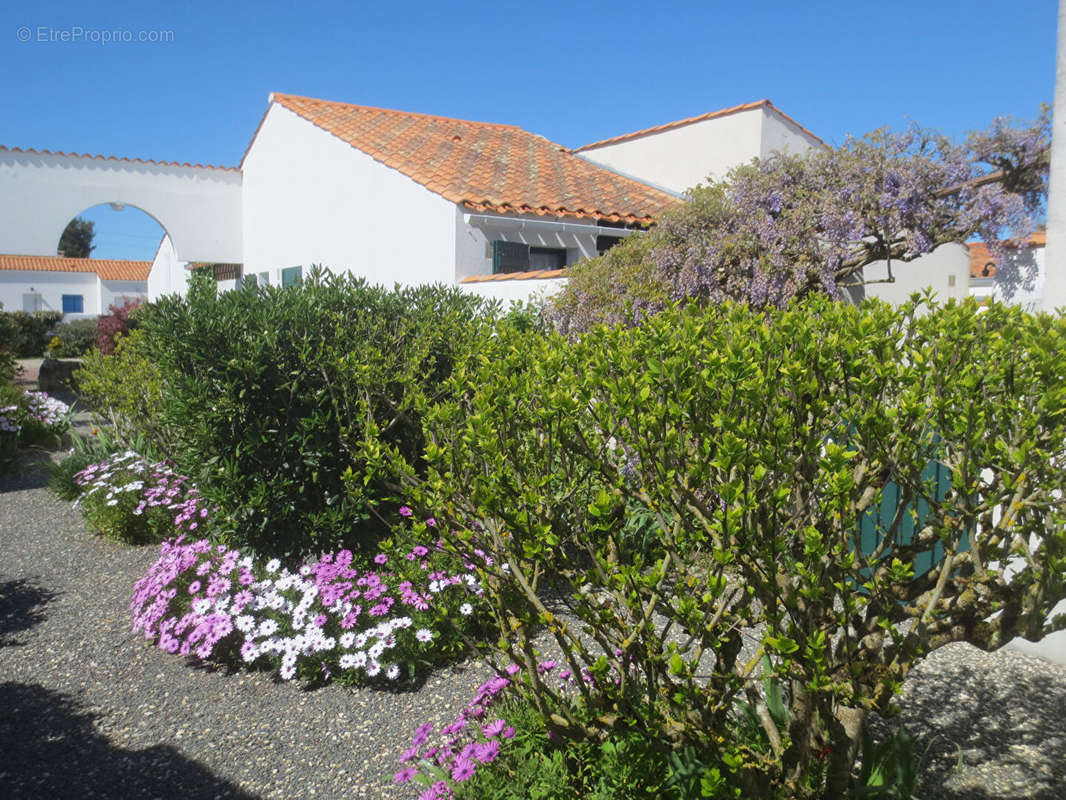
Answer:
0, 310, 63, 357
138, 268, 498, 561
0, 345, 19, 387
75, 328, 174, 458
47, 317, 99, 358
393, 294, 1066, 798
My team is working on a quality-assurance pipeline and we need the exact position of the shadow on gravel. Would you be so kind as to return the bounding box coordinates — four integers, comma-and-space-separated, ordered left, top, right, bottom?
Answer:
0, 578, 57, 646
893, 661, 1066, 799
0, 452, 53, 493
0, 682, 260, 800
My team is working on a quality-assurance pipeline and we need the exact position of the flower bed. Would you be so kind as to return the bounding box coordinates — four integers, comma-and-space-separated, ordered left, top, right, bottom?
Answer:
0, 390, 73, 473
73, 451, 209, 543
129, 528, 489, 685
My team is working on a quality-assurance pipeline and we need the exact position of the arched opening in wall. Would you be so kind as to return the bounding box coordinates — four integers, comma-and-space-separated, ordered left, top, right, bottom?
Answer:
43, 203, 169, 317
56, 203, 168, 262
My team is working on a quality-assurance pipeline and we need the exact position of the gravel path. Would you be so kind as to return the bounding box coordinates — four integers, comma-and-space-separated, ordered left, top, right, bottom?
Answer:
2, 453, 1066, 798
0, 457, 493, 800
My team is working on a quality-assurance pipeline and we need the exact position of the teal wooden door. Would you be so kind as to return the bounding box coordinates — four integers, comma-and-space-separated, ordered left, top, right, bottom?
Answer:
858, 459, 967, 577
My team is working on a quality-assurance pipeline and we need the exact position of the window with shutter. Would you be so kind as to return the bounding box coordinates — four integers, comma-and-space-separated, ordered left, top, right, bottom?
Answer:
528, 247, 567, 269
596, 235, 623, 256
492, 241, 530, 273
281, 266, 303, 288
61, 294, 84, 313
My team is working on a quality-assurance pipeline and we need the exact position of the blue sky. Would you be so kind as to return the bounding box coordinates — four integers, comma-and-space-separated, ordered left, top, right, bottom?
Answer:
1, 0, 1056, 259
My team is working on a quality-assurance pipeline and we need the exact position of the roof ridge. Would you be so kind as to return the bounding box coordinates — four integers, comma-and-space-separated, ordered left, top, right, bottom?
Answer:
0, 144, 238, 172
575, 100, 825, 151
271, 92, 522, 132
0, 253, 152, 263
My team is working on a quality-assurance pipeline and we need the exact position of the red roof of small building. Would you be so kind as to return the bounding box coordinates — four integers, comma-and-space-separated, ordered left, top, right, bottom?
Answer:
0, 254, 151, 281
266, 93, 679, 225
967, 231, 1046, 279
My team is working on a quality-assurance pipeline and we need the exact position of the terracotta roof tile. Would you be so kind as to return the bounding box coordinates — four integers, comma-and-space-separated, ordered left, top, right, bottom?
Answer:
459, 269, 568, 284
575, 100, 825, 152
270, 93, 678, 225
0, 254, 151, 281
966, 232, 1046, 279
0, 144, 237, 172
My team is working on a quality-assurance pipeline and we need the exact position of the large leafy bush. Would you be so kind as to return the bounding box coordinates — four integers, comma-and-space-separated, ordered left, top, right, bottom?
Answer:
76, 328, 174, 458
0, 310, 63, 357
47, 317, 99, 358
138, 268, 497, 560
394, 294, 1066, 797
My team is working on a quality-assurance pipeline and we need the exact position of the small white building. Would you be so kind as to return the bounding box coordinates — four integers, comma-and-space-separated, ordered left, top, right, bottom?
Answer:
0, 253, 149, 317
862, 243, 973, 306
967, 232, 1046, 311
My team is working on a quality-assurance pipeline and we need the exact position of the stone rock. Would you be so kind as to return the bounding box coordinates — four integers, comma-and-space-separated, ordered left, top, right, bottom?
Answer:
38, 359, 80, 393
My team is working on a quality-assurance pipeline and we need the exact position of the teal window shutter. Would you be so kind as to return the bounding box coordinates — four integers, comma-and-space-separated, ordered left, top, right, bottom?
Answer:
281, 265, 302, 288
492, 241, 530, 273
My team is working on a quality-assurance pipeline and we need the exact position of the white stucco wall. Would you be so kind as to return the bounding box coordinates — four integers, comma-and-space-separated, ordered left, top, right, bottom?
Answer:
0, 148, 242, 263
147, 234, 189, 301
577, 105, 823, 195
460, 276, 568, 306
241, 103, 457, 288
0, 270, 99, 317
577, 108, 764, 194
864, 244, 971, 306
968, 246, 1045, 311
758, 106, 824, 161
100, 279, 147, 312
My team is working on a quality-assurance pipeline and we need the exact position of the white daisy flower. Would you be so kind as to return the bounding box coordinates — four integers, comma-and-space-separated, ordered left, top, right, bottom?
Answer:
192, 598, 212, 615
258, 619, 279, 637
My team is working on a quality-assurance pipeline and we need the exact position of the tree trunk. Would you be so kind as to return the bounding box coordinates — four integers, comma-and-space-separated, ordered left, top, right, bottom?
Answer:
824, 705, 868, 799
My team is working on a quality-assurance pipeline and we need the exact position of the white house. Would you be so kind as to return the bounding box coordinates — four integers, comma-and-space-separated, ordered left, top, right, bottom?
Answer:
238, 93, 678, 303
0, 253, 149, 317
